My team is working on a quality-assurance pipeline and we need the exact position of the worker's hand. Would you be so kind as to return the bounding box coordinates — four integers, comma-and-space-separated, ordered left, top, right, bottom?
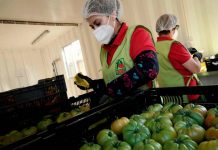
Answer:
193, 52, 203, 61
188, 47, 198, 54
74, 73, 93, 90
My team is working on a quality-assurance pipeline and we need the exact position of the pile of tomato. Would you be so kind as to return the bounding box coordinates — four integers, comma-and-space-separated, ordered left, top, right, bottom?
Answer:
79, 102, 218, 150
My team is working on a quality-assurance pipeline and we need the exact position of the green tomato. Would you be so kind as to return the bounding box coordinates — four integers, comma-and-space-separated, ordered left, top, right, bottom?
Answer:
174, 121, 205, 143
123, 120, 151, 146
173, 109, 204, 126
21, 126, 38, 137
130, 114, 146, 125
56, 112, 72, 123
2, 130, 23, 145
96, 129, 118, 146
207, 106, 218, 115
205, 106, 218, 128
133, 139, 162, 150
37, 118, 53, 131
152, 126, 177, 145
147, 103, 163, 112
140, 111, 156, 120
154, 111, 173, 119
173, 115, 197, 125
184, 103, 207, 117
198, 140, 218, 150
163, 135, 197, 150
162, 102, 183, 114
145, 116, 172, 132
79, 143, 101, 150
70, 108, 83, 116
103, 140, 131, 150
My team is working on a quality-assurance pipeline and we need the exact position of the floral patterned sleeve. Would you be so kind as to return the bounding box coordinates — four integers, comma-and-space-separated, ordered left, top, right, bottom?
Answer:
106, 50, 159, 97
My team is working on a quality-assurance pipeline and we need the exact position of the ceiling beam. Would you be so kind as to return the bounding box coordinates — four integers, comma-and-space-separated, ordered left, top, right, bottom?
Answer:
0, 20, 79, 26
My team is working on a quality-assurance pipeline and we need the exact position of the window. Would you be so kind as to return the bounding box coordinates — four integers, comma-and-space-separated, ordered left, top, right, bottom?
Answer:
62, 40, 86, 78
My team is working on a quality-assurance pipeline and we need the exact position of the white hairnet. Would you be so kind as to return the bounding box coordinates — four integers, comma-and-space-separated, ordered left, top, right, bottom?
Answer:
156, 14, 178, 33
83, 0, 123, 19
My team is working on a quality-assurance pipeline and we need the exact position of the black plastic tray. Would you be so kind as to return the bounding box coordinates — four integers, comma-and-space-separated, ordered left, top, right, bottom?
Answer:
144, 85, 218, 105
0, 75, 68, 135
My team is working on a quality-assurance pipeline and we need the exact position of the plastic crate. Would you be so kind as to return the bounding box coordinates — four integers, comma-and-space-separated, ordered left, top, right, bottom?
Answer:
205, 58, 218, 72
69, 91, 111, 108
0, 91, 15, 106
0, 89, 113, 149
0, 75, 68, 135
144, 85, 218, 105
0, 75, 67, 106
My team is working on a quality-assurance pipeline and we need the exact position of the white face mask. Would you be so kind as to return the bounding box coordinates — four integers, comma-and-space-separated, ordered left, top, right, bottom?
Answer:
173, 30, 179, 40
93, 17, 115, 44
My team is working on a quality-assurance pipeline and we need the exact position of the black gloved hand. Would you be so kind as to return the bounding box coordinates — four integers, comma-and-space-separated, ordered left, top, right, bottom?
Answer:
188, 47, 198, 54
75, 83, 90, 90
74, 73, 106, 92
193, 52, 203, 61
74, 73, 93, 90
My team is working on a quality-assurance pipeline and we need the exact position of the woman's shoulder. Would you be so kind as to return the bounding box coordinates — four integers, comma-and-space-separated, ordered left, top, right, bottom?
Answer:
132, 25, 151, 33
128, 25, 152, 39
171, 41, 186, 49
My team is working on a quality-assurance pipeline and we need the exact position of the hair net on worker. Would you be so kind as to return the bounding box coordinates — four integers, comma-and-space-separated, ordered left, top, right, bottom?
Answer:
83, 0, 123, 19
156, 14, 178, 33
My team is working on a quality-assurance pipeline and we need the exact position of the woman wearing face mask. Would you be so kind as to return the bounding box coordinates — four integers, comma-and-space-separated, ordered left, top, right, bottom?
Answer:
75, 0, 159, 99
155, 14, 202, 102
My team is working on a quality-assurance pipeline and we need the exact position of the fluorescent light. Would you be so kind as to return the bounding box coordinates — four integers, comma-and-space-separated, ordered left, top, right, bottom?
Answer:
31, 30, 50, 45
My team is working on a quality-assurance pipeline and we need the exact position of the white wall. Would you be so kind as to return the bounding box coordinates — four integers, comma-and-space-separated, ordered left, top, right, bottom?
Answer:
0, 49, 46, 92
121, 0, 218, 56
182, 0, 218, 56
